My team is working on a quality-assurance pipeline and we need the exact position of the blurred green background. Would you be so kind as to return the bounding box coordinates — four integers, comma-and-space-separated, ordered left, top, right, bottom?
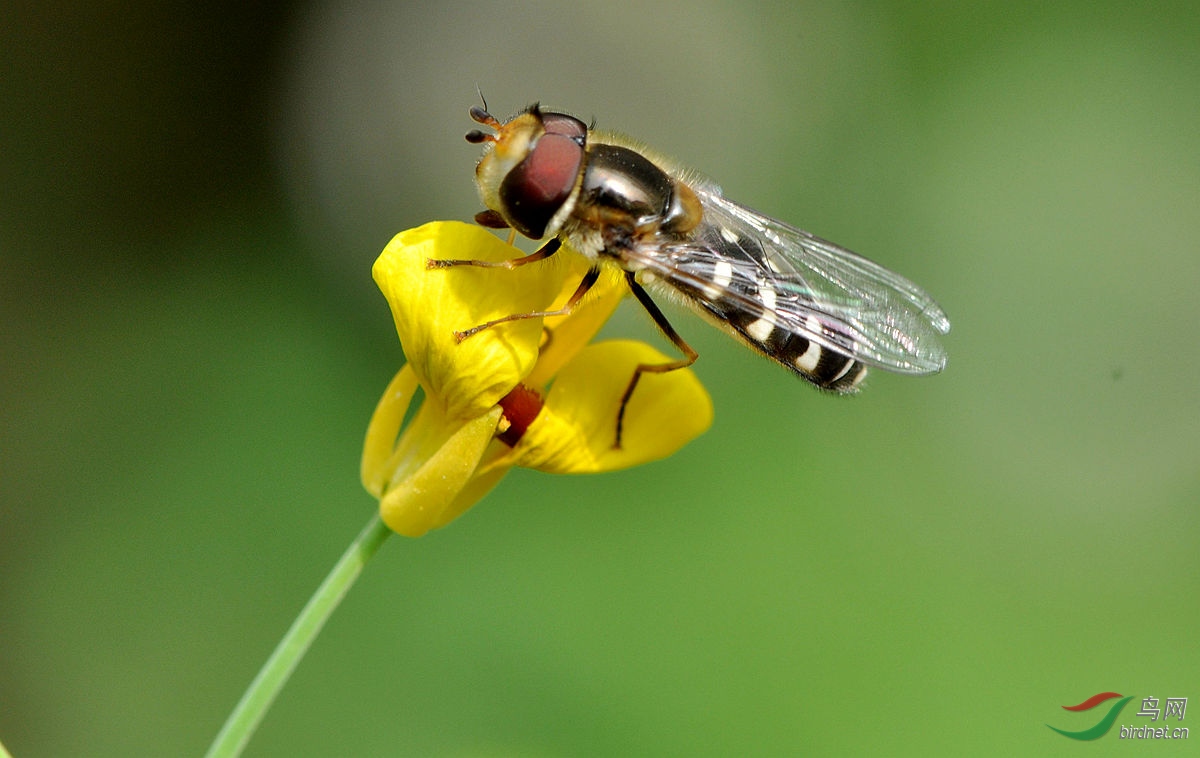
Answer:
3, 2, 1198, 755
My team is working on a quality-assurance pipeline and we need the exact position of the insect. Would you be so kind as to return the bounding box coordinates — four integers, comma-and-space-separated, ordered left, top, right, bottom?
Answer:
432, 102, 950, 445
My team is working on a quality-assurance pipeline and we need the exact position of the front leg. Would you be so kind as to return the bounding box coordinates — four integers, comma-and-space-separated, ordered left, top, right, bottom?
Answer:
452, 266, 601, 342
426, 237, 561, 270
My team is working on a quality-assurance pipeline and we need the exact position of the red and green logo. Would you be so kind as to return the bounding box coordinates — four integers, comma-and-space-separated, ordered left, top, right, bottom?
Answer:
1048, 692, 1134, 740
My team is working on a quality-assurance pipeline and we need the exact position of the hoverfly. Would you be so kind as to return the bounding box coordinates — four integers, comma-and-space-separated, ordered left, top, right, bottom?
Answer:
432, 103, 950, 445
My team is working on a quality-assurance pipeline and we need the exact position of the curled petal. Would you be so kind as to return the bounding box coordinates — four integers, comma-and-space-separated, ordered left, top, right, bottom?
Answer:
507, 340, 713, 474
373, 222, 567, 420
360, 365, 420, 498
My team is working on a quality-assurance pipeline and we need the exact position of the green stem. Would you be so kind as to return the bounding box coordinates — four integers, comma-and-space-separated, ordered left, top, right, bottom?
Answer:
204, 514, 392, 758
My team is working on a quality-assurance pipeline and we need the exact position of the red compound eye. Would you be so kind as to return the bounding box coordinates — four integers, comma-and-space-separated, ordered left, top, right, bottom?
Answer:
498, 131, 584, 239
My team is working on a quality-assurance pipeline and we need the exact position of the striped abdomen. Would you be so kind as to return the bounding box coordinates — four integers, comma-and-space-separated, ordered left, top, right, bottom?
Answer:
656, 235, 868, 392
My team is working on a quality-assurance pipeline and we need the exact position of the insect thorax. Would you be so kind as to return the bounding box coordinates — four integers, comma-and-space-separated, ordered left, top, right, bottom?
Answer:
563, 142, 701, 262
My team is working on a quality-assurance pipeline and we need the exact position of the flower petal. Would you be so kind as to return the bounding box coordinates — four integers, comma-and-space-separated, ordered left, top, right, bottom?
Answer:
378, 407, 503, 537
360, 364, 420, 498
373, 222, 567, 420
426, 456, 512, 532
506, 340, 713, 474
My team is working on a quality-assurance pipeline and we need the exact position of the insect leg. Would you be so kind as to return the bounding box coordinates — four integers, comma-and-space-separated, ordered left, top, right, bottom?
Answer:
427, 237, 561, 270
616, 271, 699, 448
454, 265, 600, 342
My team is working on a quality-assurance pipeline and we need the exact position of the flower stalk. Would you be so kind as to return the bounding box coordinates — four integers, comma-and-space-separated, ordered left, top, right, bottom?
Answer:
203, 514, 391, 758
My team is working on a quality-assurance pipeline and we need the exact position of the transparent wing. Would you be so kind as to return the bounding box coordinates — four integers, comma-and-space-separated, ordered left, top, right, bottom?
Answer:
628, 186, 951, 375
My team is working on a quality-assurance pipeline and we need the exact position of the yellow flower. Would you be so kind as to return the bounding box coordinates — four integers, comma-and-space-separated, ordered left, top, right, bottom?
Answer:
361, 222, 713, 537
